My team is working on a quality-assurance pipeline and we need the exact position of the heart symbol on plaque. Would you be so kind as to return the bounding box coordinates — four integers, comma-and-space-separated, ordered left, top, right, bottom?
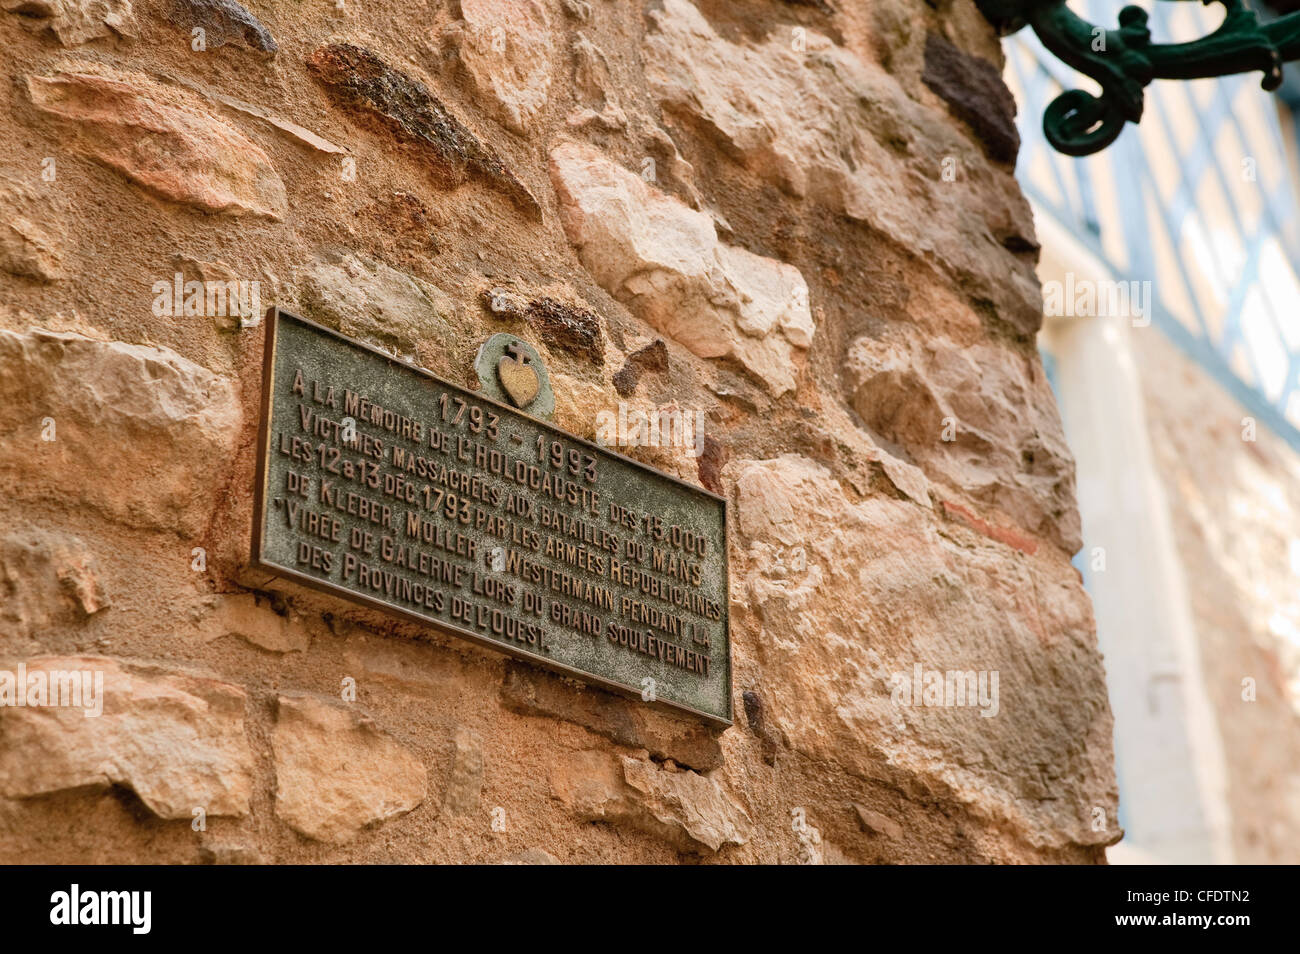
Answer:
497, 341, 540, 408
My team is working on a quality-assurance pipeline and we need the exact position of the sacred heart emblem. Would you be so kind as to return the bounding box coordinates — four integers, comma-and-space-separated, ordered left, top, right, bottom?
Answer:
497, 341, 540, 408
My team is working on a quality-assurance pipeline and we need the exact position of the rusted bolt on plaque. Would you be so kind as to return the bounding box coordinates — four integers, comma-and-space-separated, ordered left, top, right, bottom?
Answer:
253, 308, 731, 725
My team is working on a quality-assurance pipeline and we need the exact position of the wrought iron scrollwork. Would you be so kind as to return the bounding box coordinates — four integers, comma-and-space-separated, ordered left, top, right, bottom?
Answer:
978, 0, 1300, 155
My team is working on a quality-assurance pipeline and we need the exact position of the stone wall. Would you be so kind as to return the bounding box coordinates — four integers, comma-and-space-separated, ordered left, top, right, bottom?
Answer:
0, 0, 1118, 863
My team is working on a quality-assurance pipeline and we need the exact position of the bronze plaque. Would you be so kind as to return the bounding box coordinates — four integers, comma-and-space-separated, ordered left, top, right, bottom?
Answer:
253, 309, 732, 724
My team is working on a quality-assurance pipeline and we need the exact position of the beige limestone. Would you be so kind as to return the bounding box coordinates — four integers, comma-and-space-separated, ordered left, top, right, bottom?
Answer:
3, 0, 135, 46
199, 593, 312, 654
27, 66, 287, 218
442, 725, 484, 815
0, 527, 108, 637
730, 454, 1115, 852
297, 250, 465, 359
550, 750, 752, 853
0, 327, 242, 536
0, 656, 254, 818
548, 140, 813, 396
0, 174, 63, 281
446, 0, 555, 134
272, 695, 427, 844
846, 329, 1080, 552
644, 0, 1040, 338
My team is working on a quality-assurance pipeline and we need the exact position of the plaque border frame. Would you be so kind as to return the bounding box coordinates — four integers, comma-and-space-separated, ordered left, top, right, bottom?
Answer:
252, 307, 733, 727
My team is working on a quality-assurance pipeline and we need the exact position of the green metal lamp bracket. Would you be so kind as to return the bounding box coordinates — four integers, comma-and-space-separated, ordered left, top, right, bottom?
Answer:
978, 0, 1300, 155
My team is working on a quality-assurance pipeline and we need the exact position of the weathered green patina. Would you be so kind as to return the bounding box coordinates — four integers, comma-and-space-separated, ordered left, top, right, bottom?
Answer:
473, 333, 555, 419
979, 0, 1300, 155
253, 309, 731, 724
